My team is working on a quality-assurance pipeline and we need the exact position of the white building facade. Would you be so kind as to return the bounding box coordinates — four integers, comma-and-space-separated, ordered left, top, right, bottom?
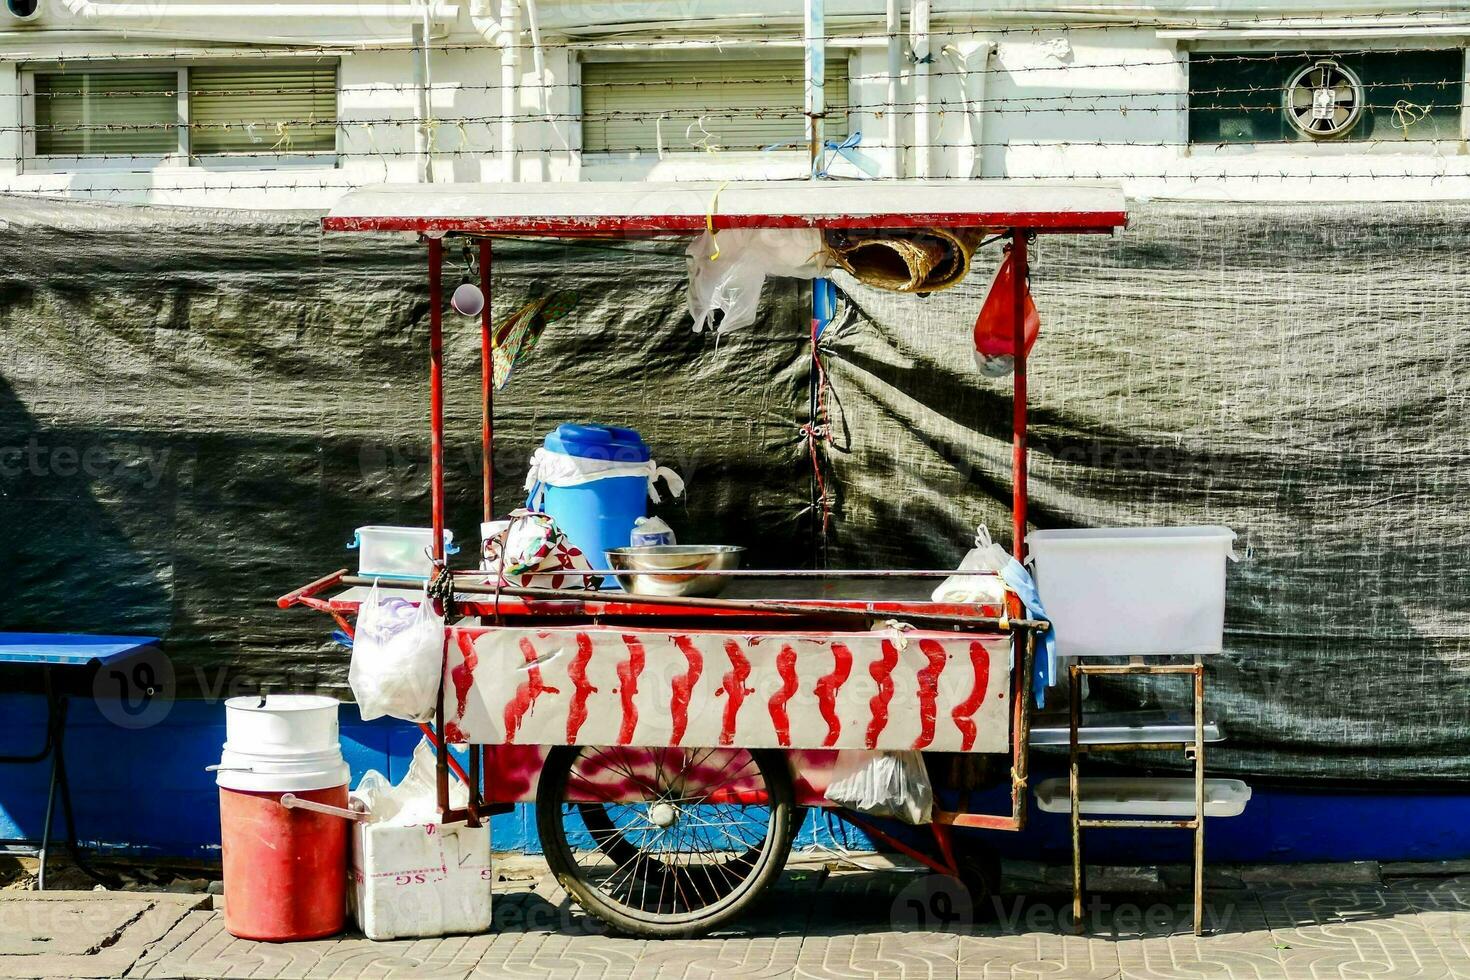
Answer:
1, 0, 1468, 208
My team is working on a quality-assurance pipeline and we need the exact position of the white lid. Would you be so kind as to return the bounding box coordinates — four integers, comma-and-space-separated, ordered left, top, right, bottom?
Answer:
1028, 525, 1236, 546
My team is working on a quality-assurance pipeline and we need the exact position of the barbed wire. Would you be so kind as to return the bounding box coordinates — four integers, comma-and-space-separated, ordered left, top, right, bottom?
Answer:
5, 167, 1469, 205
17, 94, 1461, 138
25, 72, 1465, 103
7, 32, 1470, 69
14, 133, 1470, 164
14, 44, 1470, 88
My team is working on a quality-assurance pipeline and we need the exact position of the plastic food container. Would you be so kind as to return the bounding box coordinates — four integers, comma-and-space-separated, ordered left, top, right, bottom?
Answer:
1027, 526, 1237, 658
350, 526, 458, 580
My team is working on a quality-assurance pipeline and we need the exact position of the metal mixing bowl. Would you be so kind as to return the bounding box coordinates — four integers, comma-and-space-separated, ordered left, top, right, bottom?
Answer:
606, 545, 745, 598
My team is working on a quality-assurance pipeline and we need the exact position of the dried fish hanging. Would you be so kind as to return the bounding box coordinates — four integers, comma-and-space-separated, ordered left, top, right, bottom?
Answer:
492, 291, 579, 389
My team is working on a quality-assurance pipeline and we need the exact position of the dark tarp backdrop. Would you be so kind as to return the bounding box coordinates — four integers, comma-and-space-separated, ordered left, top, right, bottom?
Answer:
0, 196, 1466, 780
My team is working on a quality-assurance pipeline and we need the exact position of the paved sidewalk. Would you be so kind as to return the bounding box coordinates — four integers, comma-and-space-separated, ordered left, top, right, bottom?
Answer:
4, 859, 1470, 979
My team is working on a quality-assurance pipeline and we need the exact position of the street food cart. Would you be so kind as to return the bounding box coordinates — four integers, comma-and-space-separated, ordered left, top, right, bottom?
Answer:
278, 180, 1198, 937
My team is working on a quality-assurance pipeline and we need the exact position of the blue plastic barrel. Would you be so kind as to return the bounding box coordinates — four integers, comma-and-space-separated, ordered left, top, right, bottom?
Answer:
530, 425, 651, 578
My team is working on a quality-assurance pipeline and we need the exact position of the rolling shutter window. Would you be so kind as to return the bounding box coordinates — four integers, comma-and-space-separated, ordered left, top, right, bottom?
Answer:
34, 72, 178, 157
581, 59, 849, 153
190, 65, 337, 155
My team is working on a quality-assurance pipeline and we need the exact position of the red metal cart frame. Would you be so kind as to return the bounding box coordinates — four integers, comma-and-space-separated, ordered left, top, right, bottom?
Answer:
281, 179, 1127, 928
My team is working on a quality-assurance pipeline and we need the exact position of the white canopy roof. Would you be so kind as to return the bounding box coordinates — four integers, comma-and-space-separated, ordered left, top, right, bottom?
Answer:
323, 180, 1128, 237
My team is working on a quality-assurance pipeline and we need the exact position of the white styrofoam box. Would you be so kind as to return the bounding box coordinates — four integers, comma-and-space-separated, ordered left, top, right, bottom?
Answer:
1027, 526, 1237, 657
1034, 777, 1252, 818
350, 821, 491, 941
350, 526, 457, 580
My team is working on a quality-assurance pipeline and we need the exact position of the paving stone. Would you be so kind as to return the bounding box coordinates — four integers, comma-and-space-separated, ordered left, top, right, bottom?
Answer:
8, 869, 1470, 980
0, 891, 201, 980
958, 932, 1122, 980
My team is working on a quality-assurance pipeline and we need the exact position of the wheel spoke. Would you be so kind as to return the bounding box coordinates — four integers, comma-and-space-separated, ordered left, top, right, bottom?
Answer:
541, 745, 792, 929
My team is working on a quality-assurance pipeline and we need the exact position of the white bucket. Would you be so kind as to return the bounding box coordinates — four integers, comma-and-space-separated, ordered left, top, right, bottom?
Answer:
1027, 526, 1237, 658
214, 695, 350, 793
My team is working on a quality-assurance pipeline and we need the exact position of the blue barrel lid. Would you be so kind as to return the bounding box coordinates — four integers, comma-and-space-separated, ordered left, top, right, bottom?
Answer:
543, 423, 650, 463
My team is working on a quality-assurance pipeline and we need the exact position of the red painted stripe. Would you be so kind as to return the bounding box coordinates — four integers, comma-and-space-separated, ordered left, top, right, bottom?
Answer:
450, 631, 478, 720
912, 639, 949, 751
565, 632, 598, 743
814, 641, 854, 748
503, 636, 560, 742
719, 640, 752, 746
669, 635, 705, 747
951, 640, 991, 752
865, 639, 901, 749
615, 634, 646, 745
768, 644, 800, 748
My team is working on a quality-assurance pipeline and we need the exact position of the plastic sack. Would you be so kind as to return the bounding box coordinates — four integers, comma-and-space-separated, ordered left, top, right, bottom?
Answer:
824, 749, 934, 825
631, 516, 676, 547
687, 228, 830, 334
352, 737, 468, 826
523, 447, 684, 505
349, 581, 443, 723
484, 510, 599, 591
932, 525, 1009, 615
973, 247, 1040, 376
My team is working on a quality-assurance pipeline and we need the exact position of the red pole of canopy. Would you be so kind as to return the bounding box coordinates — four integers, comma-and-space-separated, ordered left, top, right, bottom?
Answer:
1010, 230, 1029, 561
480, 239, 494, 523
428, 238, 447, 562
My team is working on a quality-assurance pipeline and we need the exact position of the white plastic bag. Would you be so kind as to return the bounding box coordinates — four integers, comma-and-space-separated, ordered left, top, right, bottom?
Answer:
825, 749, 934, 825
353, 737, 467, 826
687, 228, 830, 334
931, 525, 1010, 614
631, 516, 676, 547
349, 581, 444, 723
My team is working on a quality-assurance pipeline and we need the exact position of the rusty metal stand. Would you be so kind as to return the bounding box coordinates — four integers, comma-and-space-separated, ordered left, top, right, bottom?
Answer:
1068, 654, 1207, 937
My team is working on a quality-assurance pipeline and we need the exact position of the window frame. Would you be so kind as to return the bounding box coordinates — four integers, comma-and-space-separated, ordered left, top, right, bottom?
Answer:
19, 60, 341, 174
1181, 39, 1469, 158
573, 48, 852, 163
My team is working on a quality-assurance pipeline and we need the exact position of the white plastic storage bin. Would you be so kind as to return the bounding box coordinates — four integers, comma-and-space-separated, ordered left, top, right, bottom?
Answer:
350, 526, 457, 580
350, 820, 491, 941
1027, 526, 1236, 657
1034, 777, 1252, 818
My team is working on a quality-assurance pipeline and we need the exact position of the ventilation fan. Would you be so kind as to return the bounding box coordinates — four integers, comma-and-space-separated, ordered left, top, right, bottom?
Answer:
1284, 59, 1365, 138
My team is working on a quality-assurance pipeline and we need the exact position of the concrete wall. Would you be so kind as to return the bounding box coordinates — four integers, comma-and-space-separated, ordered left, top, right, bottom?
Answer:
0, 1, 1467, 205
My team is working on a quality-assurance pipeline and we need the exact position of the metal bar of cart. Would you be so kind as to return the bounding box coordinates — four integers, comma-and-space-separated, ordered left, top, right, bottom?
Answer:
337, 574, 1049, 632
1068, 655, 1207, 937
485, 568, 1006, 578
480, 237, 494, 525
1011, 228, 1029, 560
427, 239, 454, 823
932, 630, 1036, 831
835, 811, 957, 877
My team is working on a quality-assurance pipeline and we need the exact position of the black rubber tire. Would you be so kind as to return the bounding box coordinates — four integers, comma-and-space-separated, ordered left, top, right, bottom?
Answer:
537, 745, 797, 938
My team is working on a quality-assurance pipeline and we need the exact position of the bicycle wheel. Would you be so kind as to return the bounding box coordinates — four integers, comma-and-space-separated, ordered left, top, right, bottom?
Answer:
536, 745, 797, 937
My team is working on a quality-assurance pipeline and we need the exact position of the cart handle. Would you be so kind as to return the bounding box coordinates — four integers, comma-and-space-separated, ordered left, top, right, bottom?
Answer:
277, 569, 349, 609
279, 793, 372, 823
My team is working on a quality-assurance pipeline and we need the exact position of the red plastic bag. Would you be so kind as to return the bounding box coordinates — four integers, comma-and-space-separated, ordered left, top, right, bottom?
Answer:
973, 249, 1039, 373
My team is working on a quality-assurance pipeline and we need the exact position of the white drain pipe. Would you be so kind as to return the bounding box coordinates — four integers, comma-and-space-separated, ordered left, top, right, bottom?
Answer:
499, 0, 519, 180
885, 0, 902, 177
910, 0, 931, 178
